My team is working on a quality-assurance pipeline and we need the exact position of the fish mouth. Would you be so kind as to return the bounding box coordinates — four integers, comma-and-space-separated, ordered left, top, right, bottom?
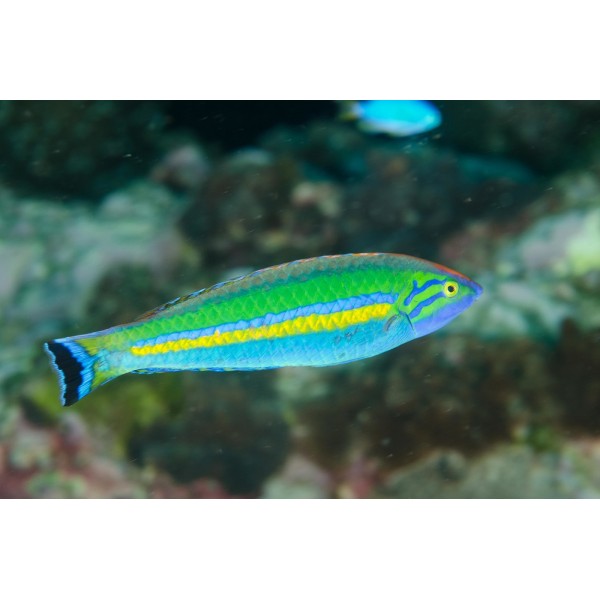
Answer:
471, 281, 484, 299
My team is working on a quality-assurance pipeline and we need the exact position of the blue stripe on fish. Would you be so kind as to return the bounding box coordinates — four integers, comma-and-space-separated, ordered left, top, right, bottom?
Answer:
133, 292, 399, 349
404, 279, 445, 306
409, 291, 445, 320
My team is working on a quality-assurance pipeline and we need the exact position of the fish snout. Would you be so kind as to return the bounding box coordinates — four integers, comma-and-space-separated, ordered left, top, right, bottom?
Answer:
470, 280, 483, 299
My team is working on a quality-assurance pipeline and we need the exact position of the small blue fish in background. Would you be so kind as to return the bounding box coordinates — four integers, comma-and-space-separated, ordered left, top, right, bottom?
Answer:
340, 100, 442, 137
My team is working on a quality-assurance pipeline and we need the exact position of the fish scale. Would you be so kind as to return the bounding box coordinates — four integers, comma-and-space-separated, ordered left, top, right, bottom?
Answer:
44, 253, 482, 406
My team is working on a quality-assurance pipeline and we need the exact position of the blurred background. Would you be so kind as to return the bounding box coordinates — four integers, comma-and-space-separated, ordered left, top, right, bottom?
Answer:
1, 100, 599, 498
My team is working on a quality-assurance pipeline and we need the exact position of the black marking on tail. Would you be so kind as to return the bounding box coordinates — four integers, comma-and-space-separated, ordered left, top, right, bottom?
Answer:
45, 342, 83, 407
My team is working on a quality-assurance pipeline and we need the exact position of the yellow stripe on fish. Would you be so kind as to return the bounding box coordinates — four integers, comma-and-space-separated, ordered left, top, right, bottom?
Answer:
131, 303, 393, 356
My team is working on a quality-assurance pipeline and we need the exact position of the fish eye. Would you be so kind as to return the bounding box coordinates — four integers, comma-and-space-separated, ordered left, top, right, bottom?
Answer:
443, 281, 459, 297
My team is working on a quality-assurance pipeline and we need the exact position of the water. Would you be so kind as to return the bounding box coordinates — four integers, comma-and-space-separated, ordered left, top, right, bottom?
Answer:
1, 100, 599, 498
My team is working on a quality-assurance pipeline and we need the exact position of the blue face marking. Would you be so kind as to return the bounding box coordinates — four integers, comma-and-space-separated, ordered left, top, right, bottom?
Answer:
409, 277, 483, 339
404, 279, 445, 307
408, 291, 445, 320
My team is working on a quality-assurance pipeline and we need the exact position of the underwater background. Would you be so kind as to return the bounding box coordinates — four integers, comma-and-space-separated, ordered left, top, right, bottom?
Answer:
1, 100, 599, 499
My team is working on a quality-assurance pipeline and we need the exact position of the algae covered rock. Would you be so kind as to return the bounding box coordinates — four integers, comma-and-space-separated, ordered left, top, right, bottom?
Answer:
180, 120, 538, 270
446, 168, 600, 340
0, 100, 166, 198
0, 180, 192, 388
439, 100, 600, 174
179, 148, 334, 267
127, 372, 290, 495
376, 440, 600, 499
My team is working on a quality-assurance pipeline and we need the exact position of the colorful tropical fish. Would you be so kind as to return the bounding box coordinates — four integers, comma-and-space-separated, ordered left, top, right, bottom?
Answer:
341, 100, 442, 137
44, 253, 482, 406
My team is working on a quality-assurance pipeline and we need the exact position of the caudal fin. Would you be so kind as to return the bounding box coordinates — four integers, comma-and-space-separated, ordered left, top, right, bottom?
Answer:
44, 336, 122, 406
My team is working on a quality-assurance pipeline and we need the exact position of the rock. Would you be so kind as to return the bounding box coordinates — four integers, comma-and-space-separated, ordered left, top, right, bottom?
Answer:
0, 180, 192, 388
376, 441, 600, 499
0, 101, 166, 198
263, 454, 333, 499
438, 100, 600, 174
444, 166, 600, 339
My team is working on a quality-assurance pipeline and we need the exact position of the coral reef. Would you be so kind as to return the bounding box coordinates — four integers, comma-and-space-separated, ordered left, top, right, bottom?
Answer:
179, 148, 328, 267
128, 371, 290, 495
1, 101, 600, 498
554, 320, 600, 436
0, 101, 166, 198
0, 179, 193, 389
280, 336, 537, 473
0, 403, 144, 499
151, 139, 211, 193
438, 100, 600, 174
0, 395, 252, 499
443, 166, 600, 340
180, 122, 538, 270
375, 438, 600, 499
262, 454, 334, 499
265, 319, 599, 498
263, 438, 600, 500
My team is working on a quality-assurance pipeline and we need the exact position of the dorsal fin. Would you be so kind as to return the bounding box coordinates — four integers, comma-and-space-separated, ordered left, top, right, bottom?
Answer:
133, 287, 208, 321
131, 269, 257, 322
132, 257, 342, 323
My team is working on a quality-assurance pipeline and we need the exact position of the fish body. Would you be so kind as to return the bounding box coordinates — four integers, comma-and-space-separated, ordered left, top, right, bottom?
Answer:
44, 253, 482, 406
341, 100, 442, 137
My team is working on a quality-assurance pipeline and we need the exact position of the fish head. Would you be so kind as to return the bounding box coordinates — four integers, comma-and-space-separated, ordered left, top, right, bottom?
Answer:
400, 262, 483, 339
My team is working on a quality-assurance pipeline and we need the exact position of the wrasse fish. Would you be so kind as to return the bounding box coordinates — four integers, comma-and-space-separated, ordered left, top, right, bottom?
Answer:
341, 100, 442, 137
44, 253, 482, 406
